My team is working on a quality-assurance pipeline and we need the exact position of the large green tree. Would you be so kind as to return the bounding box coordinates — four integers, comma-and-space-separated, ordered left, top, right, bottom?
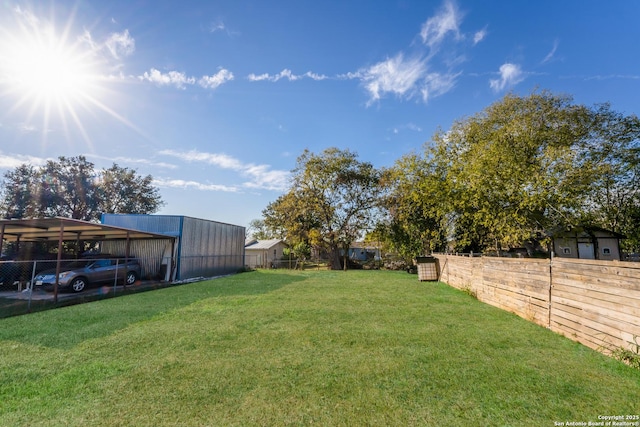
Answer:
381, 91, 640, 255
377, 153, 449, 260
262, 148, 382, 270
435, 91, 594, 252
99, 164, 163, 216
0, 164, 39, 219
0, 156, 164, 222
578, 103, 640, 251
38, 156, 101, 219
247, 219, 280, 240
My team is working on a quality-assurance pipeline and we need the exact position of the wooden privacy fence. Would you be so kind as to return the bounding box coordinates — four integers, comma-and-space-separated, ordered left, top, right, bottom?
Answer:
433, 254, 640, 356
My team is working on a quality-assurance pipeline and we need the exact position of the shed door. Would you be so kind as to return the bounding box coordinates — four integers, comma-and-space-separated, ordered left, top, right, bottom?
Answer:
578, 242, 595, 259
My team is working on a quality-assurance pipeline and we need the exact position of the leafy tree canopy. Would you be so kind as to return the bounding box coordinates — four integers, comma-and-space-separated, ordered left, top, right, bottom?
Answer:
376, 153, 450, 260
380, 90, 640, 255
0, 156, 164, 222
262, 148, 382, 270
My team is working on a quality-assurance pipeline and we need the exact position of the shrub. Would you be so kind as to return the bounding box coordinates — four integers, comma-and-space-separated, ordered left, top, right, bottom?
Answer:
610, 336, 640, 369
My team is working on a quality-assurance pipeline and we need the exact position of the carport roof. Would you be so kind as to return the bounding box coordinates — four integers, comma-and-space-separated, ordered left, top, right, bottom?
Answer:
0, 217, 173, 243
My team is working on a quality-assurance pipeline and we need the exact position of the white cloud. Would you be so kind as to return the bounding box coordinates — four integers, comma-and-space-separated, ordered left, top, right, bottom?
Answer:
273, 69, 295, 81
421, 72, 459, 102
241, 164, 290, 191
105, 29, 135, 59
77, 27, 134, 67
391, 123, 423, 134
139, 68, 233, 90
582, 74, 640, 81
338, 71, 363, 80
542, 39, 559, 64
199, 68, 234, 89
346, 0, 477, 105
360, 54, 427, 104
19, 123, 37, 133
159, 149, 290, 191
473, 28, 487, 45
208, 19, 226, 33
420, 0, 462, 50
0, 152, 46, 169
273, 69, 297, 81
140, 68, 196, 89
207, 19, 239, 37
304, 71, 328, 81
160, 149, 243, 169
86, 154, 178, 169
247, 69, 327, 82
13, 6, 40, 30
243, 1, 479, 106
79, 29, 99, 54
153, 178, 238, 192
355, 52, 460, 105
247, 72, 270, 82
489, 63, 524, 92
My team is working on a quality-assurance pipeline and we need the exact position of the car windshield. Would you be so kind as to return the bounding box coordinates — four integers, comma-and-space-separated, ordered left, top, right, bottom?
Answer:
63, 260, 93, 269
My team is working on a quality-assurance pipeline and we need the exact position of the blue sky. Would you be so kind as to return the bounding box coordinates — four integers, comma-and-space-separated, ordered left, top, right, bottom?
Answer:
1, 1, 639, 230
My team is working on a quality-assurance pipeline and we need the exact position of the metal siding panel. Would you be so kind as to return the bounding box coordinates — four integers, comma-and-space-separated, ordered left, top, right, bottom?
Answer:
102, 214, 182, 236
102, 214, 245, 280
100, 239, 172, 279
211, 222, 220, 274
179, 217, 196, 278
215, 222, 223, 274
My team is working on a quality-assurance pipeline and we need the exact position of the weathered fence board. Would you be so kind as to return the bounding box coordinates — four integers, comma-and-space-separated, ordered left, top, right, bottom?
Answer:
549, 315, 606, 351
551, 297, 640, 339
434, 254, 640, 358
552, 283, 640, 314
550, 257, 640, 354
553, 271, 640, 292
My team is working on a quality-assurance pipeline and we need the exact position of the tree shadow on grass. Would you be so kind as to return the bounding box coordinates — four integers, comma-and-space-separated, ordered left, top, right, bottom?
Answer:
0, 270, 305, 349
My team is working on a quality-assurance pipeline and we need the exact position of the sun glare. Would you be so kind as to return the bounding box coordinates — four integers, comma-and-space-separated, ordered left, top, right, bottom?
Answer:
6, 35, 93, 103
0, 6, 117, 144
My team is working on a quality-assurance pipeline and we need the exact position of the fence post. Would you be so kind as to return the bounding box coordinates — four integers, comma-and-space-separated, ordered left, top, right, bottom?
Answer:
27, 260, 37, 313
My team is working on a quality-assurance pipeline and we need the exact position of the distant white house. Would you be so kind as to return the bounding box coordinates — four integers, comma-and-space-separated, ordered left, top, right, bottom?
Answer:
245, 239, 288, 268
344, 242, 382, 262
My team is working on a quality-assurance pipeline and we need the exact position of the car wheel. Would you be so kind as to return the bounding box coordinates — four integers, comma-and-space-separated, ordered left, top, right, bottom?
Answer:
126, 271, 138, 285
70, 277, 87, 292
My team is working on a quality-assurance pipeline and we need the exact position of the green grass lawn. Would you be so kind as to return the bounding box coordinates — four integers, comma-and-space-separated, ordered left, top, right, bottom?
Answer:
0, 270, 638, 426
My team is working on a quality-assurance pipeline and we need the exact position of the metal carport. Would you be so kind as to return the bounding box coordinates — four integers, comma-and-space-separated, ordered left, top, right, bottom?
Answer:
0, 217, 176, 302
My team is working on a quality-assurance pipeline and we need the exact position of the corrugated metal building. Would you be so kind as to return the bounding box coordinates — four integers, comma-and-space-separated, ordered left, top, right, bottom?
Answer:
101, 214, 245, 281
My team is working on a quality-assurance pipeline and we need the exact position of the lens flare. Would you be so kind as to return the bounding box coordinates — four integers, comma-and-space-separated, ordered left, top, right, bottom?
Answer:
0, 5, 138, 145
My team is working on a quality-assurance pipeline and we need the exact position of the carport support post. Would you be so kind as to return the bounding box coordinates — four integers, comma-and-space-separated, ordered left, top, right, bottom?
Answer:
27, 261, 36, 313
112, 259, 119, 294
170, 238, 176, 281
54, 223, 65, 304
124, 232, 131, 288
0, 224, 5, 256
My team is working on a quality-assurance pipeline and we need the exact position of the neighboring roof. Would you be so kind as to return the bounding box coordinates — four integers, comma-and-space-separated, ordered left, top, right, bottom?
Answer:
349, 241, 381, 250
549, 225, 626, 239
245, 239, 287, 250
0, 217, 174, 243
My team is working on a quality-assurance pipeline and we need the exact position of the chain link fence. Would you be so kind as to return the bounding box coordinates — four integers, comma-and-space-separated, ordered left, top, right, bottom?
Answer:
0, 254, 239, 318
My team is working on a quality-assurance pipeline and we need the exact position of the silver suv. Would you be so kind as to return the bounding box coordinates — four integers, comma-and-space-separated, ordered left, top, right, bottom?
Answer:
33, 257, 141, 292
